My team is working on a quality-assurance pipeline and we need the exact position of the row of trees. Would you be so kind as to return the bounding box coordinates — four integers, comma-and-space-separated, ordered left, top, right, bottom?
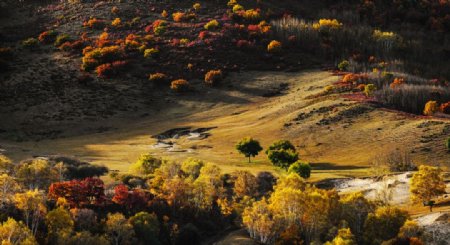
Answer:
0, 150, 446, 244
235, 138, 311, 178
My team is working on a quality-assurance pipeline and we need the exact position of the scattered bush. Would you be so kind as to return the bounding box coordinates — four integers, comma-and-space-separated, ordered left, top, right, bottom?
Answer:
342, 73, 361, 83
151, 20, 167, 35
193, 3, 201, 11
59, 40, 84, 52
111, 18, 121, 27
148, 73, 167, 86
54, 34, 71, 47
22, 38, 38, 48
161, 10, 168, 18
338, 60, 349, 71
172, 12, 185, 22
83, 18, 105, 29
143, 48, 159, 59
364, 83, 376, 96
267, 40, 282, 53
81, 45, 124, 71
232, 4, 244, 13
204, 19, 219, 30
446, 138, 450, 152
38, 30, 57, 44
312, 19, 342, 30
95, 60, 128, 78
111, 6, 119, 14
170, 79, 190, 92
204, 69, 223, 86
390, 77, 405, 89
440, 102, 450, 114
423, 100, 438, 116
243, 9, 260, 21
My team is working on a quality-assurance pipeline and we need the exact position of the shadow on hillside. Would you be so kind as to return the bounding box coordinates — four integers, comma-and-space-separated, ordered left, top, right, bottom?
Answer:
312, 162, 368, 170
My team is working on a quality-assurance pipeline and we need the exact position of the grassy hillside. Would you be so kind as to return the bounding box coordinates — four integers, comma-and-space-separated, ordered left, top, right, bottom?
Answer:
2, 70, 448, 181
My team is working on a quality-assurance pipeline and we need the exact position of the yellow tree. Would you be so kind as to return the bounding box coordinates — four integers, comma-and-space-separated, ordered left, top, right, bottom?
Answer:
0, 155, 14, 174
15, 159, 58, 190
301, 188, 333, 243
13, 189, 47, 235
0, 217, 37, 245
46, 207, 74, 244
340, 192, 374, 240
242, 198, 277, 244
192, 163, 223, 211
410, 165, 446, 210
105, 213, 136, 245
363, 206, 409, 245
325, 228, 356, 245
181, 158, 204, 179
0, 174, 20, 209
233, 171, 259, 200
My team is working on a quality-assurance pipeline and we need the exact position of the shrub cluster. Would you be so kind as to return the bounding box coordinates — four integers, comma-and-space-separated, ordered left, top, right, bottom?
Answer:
267, 40, 282, 53
204, 69, 223, 86
170, 79, 190, 92
204, 19, 219, 30
81, 45, 124, 71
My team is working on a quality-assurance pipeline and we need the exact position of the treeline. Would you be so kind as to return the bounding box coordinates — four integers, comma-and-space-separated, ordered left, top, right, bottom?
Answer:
0, 151, 446, 244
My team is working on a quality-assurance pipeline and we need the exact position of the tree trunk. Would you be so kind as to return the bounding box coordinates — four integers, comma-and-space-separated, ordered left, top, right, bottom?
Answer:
248, 156, 251, 163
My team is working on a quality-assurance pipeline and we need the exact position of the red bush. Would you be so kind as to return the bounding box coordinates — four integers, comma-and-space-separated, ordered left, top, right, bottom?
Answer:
48, 178, 106, 208
440, 102, 450, 114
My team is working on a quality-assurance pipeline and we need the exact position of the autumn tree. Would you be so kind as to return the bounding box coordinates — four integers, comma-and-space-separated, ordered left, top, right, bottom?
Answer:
398, 220, 423, 239
233, 171, 259, 200
15, 158, 58, 190
0, 154, 14, 174
0, 174, 20, 209
112, 184, 150, 212
130, 154, 162, 176
46, 207, 74, 244
325, 228, 356, 245
48, 178, 106, 208
192, 163, 224, 211
288, 160, 311, 179
181, 158, 204, 179
410, 165, 446, 211
340, 192, 374, 240
70, 208, 97, 231
242, 198, 277, 244
13, 189, 47, 235
236, 137, 263, 163
0, 217, 38, 245
129, 212, 160, 245
59, 231, 109, 245
266, 140, 299, 170
363, 206, 409, 245
105, 213, 136, 245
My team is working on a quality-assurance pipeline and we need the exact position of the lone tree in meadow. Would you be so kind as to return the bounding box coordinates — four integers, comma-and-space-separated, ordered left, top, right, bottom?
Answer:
410, 165, 446, 211
266, 140, 299, 170
236, 137, 263, 163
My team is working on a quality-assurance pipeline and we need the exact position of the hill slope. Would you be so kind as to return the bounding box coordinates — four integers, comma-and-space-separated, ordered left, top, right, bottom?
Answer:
1, 70, 448, 179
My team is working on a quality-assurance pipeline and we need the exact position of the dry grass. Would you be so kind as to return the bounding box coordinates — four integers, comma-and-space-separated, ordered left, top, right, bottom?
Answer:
1, 70, 449, 182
